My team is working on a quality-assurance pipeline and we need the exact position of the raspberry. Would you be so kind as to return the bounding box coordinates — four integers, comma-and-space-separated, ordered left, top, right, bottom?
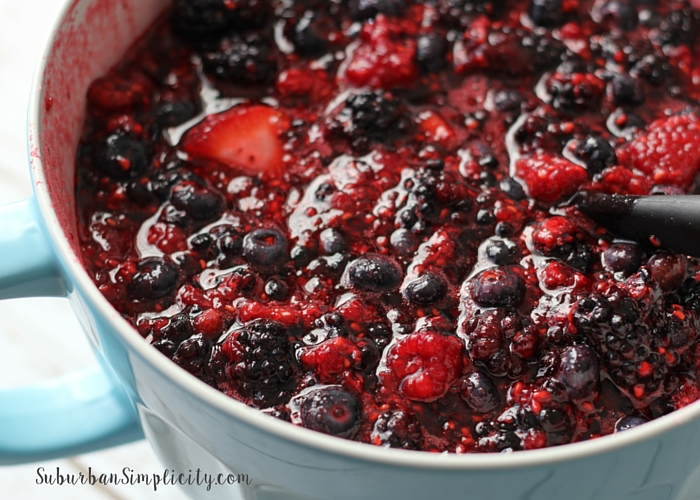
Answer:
381, 330, 463, 402
516, 153, 589, 202
299, 336, 378, 390
222, 320, 298, 407
616, 112, 700, 188
344, 15, 418, 89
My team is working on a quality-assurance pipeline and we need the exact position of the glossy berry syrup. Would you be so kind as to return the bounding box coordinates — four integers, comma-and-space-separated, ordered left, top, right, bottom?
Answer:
76, 0, 700, 453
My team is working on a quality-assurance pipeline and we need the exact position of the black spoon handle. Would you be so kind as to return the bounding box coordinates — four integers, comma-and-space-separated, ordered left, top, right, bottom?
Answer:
572, 193, 700, 257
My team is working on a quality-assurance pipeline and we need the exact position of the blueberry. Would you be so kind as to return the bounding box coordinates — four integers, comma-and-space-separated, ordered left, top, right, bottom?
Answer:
597, 1, 638, 30
491, 90, 524, 112
555, 345, 600, 399
300, 386, 361, 438
602, 243, 644, 276
320, 228, 347, 255
485, 240, 514, 265
648, 253, 687, 292
614, 415, 647, 432
500, 178, 526, 201
346, 254, 402, 292
130, 257, 180, 300
470, 267, 525, 308
156, 101, 198, 128
390, 228, 418, 256
242, 228, 289, 267
171, 183, 224, 220
292, 11, 328, 57
460, 371, 501, 413
529, 0, 565, 27
416, 33, 448, 73
173, 335, 211, 374
291, 245, 313, 267
573, 135, 617, 175
94, 133, 149, 179
349, 0, 404, 20
161, 313, 194, 342
610, 74, 645, 106
404, 273, 448, 305
265, 278, 289, 301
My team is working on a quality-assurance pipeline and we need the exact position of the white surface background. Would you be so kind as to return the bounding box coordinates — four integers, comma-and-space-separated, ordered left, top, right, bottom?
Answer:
0, 1, 189, 499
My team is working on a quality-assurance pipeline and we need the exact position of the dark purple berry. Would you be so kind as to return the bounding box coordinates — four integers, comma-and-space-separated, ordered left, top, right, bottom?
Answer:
555, 345, 600, 400
300, 386, 362, 438
370, 410, 422, 449
349, 0, 404, 20
470, 267, 525, 308
94, 133, 149, 179
291, 11, 329, 57
596, 1, 638, 31
340, 91, 407, 143
500, 178, 526, 200
265, 278, 290, 301
172, 0, 269, 38
461, 371, 501, 413
491, 90, 524, 112
485, 240, 515, 265
390, 228, 418, 256
242, 228, 289, 267
602, 243, 644, 276
346, 254, 402, 292
173, 335, 211, 375
171, 183, 224, 220
404, 273, 448, 305
416, 32, 448, 73
320, 228, 347, 254
224, 320, 297, 407
610, 74, 645, 106
156, 101, 198, 128
614, 415, 647, 432
648, 253, 687, 292
529, 0, 566, 27
202, 33, 277, 84
573, 135, 617, 175
130, 257, 180, 300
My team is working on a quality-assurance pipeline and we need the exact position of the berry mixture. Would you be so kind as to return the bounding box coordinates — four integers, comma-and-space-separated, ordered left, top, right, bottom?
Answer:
76, 0, 700, 453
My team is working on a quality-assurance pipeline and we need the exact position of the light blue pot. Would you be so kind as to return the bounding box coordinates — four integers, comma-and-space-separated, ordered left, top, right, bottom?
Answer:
2, 1, 700, 499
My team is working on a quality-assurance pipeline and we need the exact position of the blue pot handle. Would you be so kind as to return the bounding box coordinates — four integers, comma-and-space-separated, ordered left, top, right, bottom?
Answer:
0, 198, 143, 465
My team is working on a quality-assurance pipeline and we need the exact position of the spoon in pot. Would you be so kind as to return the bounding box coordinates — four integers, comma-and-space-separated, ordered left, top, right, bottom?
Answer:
571, 192, 700, 258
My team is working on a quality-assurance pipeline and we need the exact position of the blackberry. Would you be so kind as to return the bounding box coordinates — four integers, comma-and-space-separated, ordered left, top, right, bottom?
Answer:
171, 0, 269, 39
572, 288, 666, 404
223, 320, 298, 407
300, 386, 362, 438
202, 33, 277, 84
436, 0, 506, 26
336, 91, 409, 145
544, 65, 605, 113
370, 410, 422, 449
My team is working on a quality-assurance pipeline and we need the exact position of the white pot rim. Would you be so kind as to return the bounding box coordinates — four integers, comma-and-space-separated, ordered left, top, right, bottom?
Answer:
26, 0, 700, 472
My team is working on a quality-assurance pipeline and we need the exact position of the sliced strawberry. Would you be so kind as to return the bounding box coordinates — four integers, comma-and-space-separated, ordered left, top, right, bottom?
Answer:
180, 105, 290, 177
